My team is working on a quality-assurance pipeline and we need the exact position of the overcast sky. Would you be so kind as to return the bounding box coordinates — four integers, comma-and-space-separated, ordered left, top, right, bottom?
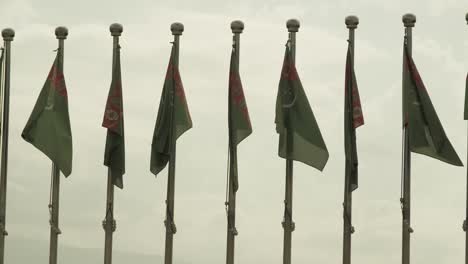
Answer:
1, 0, 468, 263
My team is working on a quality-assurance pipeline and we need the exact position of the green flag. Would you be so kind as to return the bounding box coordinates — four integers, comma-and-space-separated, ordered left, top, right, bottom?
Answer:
229, 47, 252, 146
22, 50, 73, 176
102, 45, 125, 188
275, 44, 329, 171
150, 45, 192, 176
403, 42, 462, 166
464, 73, 468, 120
344, 45, 364, 191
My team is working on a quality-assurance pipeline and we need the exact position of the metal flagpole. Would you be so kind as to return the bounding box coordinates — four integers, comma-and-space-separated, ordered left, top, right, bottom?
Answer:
164, 22, 183, 264
0, 28, 14, 264
49, 26, 67, 264
226, 20, 243, 264
342, 15, 358, 264
464, 12, 468, 264
103, 23, 122, 264
282, 18, 299, 264
401, 13, 416, 264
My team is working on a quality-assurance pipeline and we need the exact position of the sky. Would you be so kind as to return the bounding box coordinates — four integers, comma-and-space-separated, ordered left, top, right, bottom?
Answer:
0, 0, 468, 263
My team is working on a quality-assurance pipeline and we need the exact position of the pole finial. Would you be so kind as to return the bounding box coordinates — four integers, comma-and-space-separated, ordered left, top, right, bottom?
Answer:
286, 19, 300, 32
171, 22, 184, 36
110, 23, 123, 37
402, 13, 416, 28
465, 13, 468, 24
1, 28, 15, 41
231, 20, 244, 34
345, 16, 359, 29
55, 27, 68, 40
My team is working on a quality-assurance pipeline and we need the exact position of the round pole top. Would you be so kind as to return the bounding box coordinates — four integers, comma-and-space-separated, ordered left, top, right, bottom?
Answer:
286, 19, 300, 32
345, 15, 359, 29
231, 20, 244, 34
402, 13, 416, 27
2, 28, 15, 41
465, 12, 468, 24
55, 26, 68, 39
171, 22, 184, 35
110, 23, 123, 36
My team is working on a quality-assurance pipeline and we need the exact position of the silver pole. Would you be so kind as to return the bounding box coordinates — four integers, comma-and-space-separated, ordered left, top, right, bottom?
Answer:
0, 28, 14, 264
164, 22, 183, 264
465, 12, 468, 264
401, 13, 416, 264
226, 20, 244, 264
343, 15, 358, 264
282, 18, 299, 264
49, 26, 67, 264
103, 23, 122, 264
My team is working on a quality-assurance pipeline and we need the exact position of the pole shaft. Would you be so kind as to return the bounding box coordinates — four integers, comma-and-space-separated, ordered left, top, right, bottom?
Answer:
283, 30, 296, 264
402, 26, 412, 264
343, 26, 355, 264
0, 34, 12, 264
103, 33, 120, 264
164, 34, 180, 264
49, 38, 64, 264
226, 32, 240, 264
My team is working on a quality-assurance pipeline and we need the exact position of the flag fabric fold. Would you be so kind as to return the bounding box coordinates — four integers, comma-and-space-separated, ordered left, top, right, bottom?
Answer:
150, 44, 192, 176
344, 45, 364, 192
275, 44, 329, 171
403, 42, 463, 167
102, 45, 125, 188
228, 46, 252, 192
22, 50, 73, 176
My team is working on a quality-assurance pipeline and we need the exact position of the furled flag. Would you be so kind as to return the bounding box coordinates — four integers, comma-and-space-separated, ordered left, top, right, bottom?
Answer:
403, 41, 462, 166
22, 50, 73, 176
464, 73, 468, 120
150, 44, 192, 176
228, 44, 252, 191
102, 45, 125, 188
0, 48, 4, 133
344, 44, 364, 191
275, 43, 329, 171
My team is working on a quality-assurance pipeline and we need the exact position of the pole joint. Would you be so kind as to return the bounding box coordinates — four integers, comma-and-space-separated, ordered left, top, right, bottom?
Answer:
463, 220, 467, 232
164, 219, 177, 234
0, 221, 7, 236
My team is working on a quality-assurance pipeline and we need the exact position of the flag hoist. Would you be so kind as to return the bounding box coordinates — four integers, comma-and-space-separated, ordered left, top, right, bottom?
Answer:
102, 23, 125, 264
400, 13, 462, 264
342, 15, 364, 264
276, 19, 329, 264
21, 26, 73, 264
225, 20, 253, 264
464, 11, 468, 264
150, 22, 192, 264
0, 28, 14, 264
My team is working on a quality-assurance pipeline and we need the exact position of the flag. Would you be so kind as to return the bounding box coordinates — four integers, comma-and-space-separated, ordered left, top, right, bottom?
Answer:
22, 50, 73, 176
102, 45, 125, 188
403, 42, 462, 166
228, 45, 252, 191
275, 44, 329, 171
150, 44, 192, 176
344, 44, 364, 191
0, 48, 4, 133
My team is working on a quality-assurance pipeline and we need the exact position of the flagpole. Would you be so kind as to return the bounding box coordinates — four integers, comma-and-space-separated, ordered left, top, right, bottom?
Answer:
103, 23, 122, 264
401, 13, 415, 264
282, 18, 299, 264
0, 28, 14, 264
226, 20, 243, 264
465, 12, 468, 264
164, 22, 183, 264
48, 26, 67, 264
343, 15, 358, 264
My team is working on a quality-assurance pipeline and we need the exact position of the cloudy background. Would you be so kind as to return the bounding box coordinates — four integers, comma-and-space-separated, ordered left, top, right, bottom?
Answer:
0, 0, 468, 263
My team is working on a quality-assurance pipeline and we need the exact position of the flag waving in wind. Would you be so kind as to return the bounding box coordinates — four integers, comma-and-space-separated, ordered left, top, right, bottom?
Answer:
344, 44, 364, 191
102, 44, 125, 188
22, 50, 73, 176
275, 43, 329, 171
150, 44, 192, 176
403, 41, 462, 166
